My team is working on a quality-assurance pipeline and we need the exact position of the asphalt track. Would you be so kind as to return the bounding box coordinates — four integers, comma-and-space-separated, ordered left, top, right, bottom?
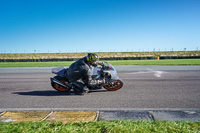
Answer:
1, 65, 200, 122
0, 65, 200, 110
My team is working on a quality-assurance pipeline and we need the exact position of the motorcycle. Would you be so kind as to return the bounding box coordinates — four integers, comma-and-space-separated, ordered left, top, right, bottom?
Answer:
50, 62, 123, 92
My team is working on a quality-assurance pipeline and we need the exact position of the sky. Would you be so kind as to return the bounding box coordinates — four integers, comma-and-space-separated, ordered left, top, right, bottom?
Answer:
0, 0, 200, 53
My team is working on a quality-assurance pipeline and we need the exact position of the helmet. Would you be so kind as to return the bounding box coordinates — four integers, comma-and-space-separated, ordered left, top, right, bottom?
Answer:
87, 53, 99, 66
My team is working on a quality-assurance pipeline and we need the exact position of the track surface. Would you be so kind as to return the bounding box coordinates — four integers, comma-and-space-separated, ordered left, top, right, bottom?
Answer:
0, 66, 200, 109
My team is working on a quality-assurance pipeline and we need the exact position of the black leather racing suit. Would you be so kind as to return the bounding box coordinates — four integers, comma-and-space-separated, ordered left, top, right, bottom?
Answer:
66, 56, 100, 92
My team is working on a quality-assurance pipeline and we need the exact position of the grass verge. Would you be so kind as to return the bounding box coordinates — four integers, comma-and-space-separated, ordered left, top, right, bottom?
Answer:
107, 59, 200, 65
0, 59, 200, 67
0, 120, 200, 133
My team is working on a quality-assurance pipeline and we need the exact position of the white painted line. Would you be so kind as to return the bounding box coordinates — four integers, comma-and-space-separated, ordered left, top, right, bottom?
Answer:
127, 70, 168, 78
42, 111, 53, 121
153, 71, 167, 78
0, 108, 200, 111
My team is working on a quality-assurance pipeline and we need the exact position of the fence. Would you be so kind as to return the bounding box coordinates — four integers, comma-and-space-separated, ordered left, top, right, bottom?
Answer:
0, 56, 200, 62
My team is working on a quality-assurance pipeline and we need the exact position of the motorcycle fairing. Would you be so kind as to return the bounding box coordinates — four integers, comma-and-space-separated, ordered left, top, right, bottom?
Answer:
52, 67, 66, 77
91, 63, 119, 80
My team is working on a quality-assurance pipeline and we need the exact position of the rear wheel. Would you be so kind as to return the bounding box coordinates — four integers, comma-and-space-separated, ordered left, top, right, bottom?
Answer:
104, 79, 123, 91
51, 76, 71, 92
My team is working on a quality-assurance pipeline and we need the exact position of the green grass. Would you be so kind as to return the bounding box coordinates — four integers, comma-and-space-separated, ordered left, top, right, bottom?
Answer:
0, 120, 200, 133
108, 59, 200, 65
0, 59, 200, 67
0, 61, 74, 67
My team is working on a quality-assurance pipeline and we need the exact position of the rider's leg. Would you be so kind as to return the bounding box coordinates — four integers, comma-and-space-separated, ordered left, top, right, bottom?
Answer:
72, 81, 89, 95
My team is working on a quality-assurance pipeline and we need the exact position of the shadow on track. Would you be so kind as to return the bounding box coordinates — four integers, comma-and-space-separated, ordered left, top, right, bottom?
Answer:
12, 90, 108, 96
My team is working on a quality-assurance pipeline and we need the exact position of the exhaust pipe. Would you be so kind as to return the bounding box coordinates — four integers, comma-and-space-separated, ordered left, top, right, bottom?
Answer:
50, 77, 69, 88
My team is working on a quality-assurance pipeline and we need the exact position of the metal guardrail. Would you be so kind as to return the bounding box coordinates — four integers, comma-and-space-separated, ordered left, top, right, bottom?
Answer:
0, 56, 200, 62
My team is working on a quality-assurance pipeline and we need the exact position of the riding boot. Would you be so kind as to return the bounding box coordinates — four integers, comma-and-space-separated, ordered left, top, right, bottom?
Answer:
74, 86, 89, 95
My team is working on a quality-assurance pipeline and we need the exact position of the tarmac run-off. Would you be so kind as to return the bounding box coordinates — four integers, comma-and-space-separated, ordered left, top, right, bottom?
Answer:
1, 109, 200, 123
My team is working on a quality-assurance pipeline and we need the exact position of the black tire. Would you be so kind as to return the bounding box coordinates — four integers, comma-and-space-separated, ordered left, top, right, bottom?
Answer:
104, 79, 123, 91
51, 76, 71, 92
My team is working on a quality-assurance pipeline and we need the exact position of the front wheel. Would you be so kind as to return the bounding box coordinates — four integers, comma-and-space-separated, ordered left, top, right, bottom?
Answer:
104, 79, 123, 91
51, 76, 71, 92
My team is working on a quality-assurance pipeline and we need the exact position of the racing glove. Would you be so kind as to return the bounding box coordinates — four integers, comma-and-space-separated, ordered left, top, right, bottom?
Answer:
97, 61, 104, 66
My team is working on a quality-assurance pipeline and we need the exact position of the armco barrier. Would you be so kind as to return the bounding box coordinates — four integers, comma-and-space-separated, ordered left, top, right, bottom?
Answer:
0, 56, 200, 62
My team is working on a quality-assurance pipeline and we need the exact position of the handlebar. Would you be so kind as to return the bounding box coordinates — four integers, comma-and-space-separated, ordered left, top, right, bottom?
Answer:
98, 62, 112, 70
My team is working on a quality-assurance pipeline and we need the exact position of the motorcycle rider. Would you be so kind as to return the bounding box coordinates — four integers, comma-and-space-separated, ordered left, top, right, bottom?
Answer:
66, 53, 104, 95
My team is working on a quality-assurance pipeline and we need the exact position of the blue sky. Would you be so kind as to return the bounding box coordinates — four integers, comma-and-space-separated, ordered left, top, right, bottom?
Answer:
0, 0, 200, 53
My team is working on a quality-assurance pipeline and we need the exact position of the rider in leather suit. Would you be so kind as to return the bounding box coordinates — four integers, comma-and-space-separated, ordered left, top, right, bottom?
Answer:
67, 53, 104, 95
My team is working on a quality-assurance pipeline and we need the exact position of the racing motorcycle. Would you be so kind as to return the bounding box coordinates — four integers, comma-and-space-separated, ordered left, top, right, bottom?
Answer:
50, 62, 123, 92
